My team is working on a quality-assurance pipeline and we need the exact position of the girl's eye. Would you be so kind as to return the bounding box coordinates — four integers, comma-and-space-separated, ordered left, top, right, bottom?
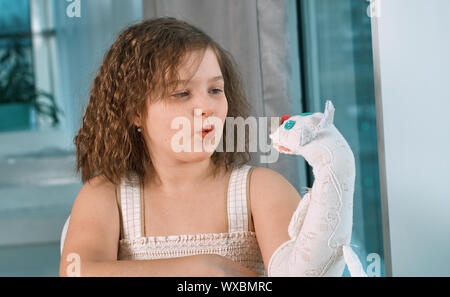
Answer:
210, 88, 223, 95
172, 89, 223, 98
173, 91, 189, 98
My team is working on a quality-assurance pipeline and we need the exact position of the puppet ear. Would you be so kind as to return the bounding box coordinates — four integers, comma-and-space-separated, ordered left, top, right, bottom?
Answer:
299, 124, 316, 146
317, 100, 335, 131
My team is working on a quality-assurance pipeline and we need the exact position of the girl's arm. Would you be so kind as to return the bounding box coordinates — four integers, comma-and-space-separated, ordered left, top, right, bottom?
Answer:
65, 255, 219, 277
75, 255, 258, 277
59, 175, 219, 277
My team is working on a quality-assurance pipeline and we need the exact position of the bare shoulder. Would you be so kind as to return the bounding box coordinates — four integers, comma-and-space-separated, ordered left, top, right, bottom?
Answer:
70, 174, 119, 234
76, 175, 117, 203
248, 166, 302, 270
60, 174, 120, 274
69, 175, 119, 221
250, 166, 302, 204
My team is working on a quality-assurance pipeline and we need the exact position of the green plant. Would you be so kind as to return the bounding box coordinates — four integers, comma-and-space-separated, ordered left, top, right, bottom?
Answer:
0, 40, 63, 126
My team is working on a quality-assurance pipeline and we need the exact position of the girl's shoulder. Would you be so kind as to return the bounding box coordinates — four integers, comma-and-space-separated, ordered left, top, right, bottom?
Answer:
74, 175, 119, 213
248, 166, 302, 202
248, 165, 285, 182
62, 174, 121, 271
83, 174, 117, 196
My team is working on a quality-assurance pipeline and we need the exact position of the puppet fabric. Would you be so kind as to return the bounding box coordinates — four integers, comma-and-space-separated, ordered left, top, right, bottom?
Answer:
268, 100, 367, 277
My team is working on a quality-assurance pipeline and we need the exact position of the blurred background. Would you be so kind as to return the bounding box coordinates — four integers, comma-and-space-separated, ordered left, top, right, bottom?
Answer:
0, 0, 448, 277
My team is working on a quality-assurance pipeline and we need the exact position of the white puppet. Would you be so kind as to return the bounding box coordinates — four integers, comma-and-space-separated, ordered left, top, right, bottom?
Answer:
267, 100, 367, 277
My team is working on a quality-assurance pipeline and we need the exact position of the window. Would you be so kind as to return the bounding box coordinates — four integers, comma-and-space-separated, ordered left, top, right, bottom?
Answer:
0, 0, 142, 276
0, 0, 61, 133
298, 0, 385, 276
0, 0, 36, 132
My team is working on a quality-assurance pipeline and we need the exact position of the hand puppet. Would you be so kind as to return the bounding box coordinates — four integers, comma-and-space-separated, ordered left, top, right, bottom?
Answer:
268, 100, 367, 277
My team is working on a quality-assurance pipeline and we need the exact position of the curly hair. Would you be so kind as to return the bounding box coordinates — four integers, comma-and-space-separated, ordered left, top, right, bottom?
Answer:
74, 17, 252, 185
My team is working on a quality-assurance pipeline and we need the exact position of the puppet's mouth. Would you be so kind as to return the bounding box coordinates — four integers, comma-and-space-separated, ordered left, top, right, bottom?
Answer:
269, 133, 292, 153
273, 143, 292, 153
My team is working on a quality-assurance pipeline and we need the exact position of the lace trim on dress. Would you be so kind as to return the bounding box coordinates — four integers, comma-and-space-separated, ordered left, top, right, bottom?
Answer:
118, 230, 266, 276
119, 230, 257, 246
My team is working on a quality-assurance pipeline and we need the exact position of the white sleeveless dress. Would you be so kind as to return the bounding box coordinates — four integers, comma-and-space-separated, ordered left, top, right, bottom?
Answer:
116, 164, 267, 276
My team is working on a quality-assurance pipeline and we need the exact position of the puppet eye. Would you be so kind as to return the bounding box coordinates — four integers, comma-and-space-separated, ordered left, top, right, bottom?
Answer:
284, 120, 295, 130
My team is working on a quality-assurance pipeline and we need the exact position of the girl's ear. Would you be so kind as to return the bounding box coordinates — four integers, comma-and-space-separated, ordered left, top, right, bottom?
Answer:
133, 111, 143, 127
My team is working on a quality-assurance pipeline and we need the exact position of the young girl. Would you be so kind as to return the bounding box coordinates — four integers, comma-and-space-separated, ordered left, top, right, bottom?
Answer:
59, 17, 302, 277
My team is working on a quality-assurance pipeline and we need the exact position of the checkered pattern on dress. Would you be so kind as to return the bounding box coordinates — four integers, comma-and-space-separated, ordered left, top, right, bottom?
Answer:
119, 174, 143, 240
227, 164, 253, 233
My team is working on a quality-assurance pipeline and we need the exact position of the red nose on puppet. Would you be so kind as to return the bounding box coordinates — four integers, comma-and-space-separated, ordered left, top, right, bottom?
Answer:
281, 115, 291, 124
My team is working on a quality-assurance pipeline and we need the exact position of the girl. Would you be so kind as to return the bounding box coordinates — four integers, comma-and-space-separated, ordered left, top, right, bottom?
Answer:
59, 17, 302, 277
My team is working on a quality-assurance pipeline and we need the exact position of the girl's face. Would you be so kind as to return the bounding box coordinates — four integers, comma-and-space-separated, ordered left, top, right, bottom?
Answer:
138, 47, 228, 164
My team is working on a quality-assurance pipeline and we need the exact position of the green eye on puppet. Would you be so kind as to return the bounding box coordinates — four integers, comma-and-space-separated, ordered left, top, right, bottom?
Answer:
283, 112, 313, 130
284, 120, 295, 130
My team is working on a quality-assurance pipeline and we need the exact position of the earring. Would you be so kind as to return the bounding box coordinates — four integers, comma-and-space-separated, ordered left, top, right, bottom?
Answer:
137, 126, 142, 132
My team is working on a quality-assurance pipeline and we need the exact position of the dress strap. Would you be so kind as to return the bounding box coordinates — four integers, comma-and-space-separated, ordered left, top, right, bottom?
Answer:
116, 173, 145, 240
227, 164, 254, 233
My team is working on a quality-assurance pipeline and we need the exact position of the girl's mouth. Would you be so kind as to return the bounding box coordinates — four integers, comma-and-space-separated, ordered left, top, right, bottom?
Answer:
202, 127, 214, 138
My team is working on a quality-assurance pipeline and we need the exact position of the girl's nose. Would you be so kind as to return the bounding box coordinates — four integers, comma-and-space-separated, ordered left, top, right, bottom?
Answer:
194, 94, 214, 116
193, 106, 213, 118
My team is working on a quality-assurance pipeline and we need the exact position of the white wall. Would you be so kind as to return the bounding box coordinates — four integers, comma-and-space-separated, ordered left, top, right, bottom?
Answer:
372, 0, 450, 276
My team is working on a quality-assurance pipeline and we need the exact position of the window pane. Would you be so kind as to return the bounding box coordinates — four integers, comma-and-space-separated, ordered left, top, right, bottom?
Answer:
0, 0, 37, 132
0, 0, 31, 36
299, 0, 385, 276
0, 0, 142, 276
